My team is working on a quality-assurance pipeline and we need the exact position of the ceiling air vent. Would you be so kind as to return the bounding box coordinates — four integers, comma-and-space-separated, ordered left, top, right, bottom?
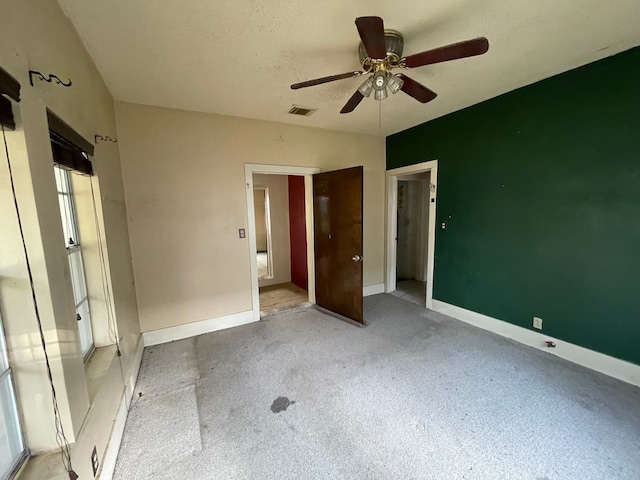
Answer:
288, 105, 317, 116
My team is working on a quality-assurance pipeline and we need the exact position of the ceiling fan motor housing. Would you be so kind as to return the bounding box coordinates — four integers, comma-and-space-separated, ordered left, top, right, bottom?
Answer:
359, 30, 404, 69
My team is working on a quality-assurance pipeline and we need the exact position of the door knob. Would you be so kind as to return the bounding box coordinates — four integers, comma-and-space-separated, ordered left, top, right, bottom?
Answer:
352, 254, 362, 262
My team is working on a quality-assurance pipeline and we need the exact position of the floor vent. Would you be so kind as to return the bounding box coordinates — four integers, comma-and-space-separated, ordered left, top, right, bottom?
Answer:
288, 105, 317, 116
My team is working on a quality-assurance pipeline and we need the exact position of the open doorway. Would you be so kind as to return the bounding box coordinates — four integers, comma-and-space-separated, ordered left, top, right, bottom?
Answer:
386, 161, 438, 308
393, 172, 430, 305
245, 165, 319, 321
253, 173, 309, 316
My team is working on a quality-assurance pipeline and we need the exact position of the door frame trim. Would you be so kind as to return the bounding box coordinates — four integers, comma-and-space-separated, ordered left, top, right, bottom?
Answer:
245, 164, 320, 321
385, 160, 438, 308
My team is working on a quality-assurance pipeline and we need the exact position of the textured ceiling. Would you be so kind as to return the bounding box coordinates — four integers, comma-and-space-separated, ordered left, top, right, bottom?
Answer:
58, 0, 640, 137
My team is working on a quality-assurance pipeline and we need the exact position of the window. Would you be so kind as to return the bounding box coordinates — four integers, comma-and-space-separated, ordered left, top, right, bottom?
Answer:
0, 312, 25, 480
0, 79, 27, 479
54, 166, 94, 359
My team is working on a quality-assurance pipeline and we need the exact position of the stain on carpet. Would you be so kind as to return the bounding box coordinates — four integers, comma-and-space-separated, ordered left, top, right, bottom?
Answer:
271, 396, 296, 413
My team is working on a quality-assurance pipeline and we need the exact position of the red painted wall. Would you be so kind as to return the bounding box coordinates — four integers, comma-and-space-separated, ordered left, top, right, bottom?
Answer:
288, 176, 308, 291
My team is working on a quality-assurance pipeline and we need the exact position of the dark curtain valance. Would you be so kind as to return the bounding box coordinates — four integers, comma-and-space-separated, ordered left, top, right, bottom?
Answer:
0, 65, 20, 102
47, 110, 94, 175
47, 110, 94, 156
0, 66, 20, 131
50, 132, 93, 175
0, 95, 15, 130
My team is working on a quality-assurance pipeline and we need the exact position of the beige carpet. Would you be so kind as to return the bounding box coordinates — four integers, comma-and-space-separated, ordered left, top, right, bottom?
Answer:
114, 294, 640, 480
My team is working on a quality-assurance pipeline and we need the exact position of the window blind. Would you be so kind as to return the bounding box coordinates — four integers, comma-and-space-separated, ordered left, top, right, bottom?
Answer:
47, 110, 94, 175
0, 95, 14, 130
0, 66, 20, 131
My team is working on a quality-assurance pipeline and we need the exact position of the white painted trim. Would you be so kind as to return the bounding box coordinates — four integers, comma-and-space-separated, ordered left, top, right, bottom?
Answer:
142, 310, 256, 347
245, 164, 320, 321
386, 176, 398, 294
97, 392, 127, 480
432, 300, 640, 388
245, 168, 260, 321
363, 283, 385, 297
245, 164, 320, 176
304, 175, 316, 306
386, 161, 438, 309
124, 336, 145, 408
417, 180, 430, 282
98, 334, 145, 480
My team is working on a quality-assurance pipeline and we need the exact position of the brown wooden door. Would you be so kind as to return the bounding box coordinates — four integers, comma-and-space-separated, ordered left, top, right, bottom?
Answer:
313, 166, 364, 324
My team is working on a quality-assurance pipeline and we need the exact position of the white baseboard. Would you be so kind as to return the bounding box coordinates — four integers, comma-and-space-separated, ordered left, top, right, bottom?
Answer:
142, 310, 256, 347
432, 300, 640, 388
125, 336, 145, 407
98, 393, 128, 480
99, 335, 145, 480
363, 283, 385, 297
99, 313, 257, 478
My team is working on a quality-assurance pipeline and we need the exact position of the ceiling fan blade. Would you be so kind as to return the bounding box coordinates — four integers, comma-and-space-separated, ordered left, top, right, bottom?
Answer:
397, 74, 437, 103
355, 16, 387, 59
404, 37, 489, 68
291, 71, 363, 90
340, 90, 365, 114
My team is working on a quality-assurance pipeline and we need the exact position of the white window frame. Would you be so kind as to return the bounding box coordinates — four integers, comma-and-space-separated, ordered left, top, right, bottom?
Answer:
0, 311, 27, 480
54, 166, 94, 360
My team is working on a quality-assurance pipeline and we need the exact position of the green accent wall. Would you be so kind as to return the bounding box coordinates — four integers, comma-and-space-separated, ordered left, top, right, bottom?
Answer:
387, 47, 640, 365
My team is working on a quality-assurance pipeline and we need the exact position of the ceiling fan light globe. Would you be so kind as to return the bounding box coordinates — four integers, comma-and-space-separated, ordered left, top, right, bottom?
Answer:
358, 77, 374, 97
387, 74, 404, 94
374, 88, 388, 101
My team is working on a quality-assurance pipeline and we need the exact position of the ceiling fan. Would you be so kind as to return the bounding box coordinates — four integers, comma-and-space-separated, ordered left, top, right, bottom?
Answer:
291, 16, 489, 114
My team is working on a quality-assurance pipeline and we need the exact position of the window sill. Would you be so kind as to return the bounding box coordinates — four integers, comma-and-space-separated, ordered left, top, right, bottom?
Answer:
85, 345, 117, 404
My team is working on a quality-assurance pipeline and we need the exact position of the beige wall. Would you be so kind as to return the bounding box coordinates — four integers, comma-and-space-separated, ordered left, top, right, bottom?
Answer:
115, 102, 386, 333
254, 174, 291, 288
0, 0, 140, 475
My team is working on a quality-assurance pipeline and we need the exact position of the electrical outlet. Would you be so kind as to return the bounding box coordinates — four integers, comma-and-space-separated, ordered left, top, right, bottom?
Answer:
533, 317, 543, 330
91, 446, 99, 477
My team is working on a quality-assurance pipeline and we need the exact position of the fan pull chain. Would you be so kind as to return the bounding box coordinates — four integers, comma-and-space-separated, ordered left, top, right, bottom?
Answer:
378, 98, 382, 129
